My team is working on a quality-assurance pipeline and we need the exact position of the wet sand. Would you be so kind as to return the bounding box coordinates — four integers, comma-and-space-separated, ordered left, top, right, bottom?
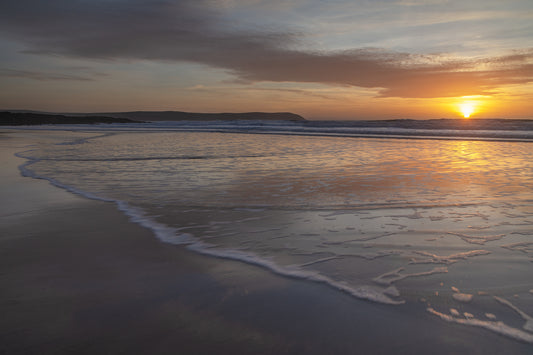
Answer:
1, 130, 532, 354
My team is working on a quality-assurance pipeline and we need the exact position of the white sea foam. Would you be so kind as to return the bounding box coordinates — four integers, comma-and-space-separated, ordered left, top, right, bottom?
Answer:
501, 242, 533, 254
486, 313, 497, 320
186, 242, 404, 305
17, 153, 114, 203
17, 151, 195, 245
54, 132, 115, 145
446, 232, 505, 245
409, 250, 490, 265
298, 256, 341, 267
373, 266, 448, 286
494, 296, 533, 332
383, 286, 401, 297
453, 293, 474, 303
115, 201, 194, 245
450, 308, 460, 316
464, 312, 474, 319
427, 307, 533, 343
15, 149, 405, 306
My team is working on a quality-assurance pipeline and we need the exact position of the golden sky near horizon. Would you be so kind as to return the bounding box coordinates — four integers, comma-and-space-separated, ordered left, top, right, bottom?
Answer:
0, 0, 532, 119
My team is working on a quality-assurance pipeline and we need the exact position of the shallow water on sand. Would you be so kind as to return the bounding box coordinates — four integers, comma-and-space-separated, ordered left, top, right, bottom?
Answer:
17, 130, 533, 343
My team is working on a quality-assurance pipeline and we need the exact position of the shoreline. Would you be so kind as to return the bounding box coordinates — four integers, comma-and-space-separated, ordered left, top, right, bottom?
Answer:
3, 120, 533, 143
1, 130, 532, 354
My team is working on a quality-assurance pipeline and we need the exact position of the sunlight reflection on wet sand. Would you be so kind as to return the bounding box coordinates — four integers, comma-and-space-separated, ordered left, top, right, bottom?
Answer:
18, 131, 533, 343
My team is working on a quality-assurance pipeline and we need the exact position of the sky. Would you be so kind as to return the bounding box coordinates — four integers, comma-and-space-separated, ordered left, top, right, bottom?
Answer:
0, 0, 532, 120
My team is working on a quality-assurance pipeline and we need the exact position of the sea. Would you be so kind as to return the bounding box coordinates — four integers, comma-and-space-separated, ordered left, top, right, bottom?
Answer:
10, 119, 533, 344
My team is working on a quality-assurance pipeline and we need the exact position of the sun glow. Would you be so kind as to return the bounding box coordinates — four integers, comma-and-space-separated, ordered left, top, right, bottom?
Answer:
459, 102, 476, 118
453, 97, 487, 118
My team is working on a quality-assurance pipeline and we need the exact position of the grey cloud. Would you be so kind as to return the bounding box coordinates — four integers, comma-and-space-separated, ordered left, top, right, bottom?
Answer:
1, 0, 531, 98
0, 68, 98, 81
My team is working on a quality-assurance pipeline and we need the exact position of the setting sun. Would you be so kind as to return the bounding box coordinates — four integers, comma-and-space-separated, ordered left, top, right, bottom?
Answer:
459, 102, 476, 118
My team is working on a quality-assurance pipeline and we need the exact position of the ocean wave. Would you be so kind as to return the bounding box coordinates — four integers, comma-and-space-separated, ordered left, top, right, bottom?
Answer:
19, 154, 270, 162
5, 119, 533, 142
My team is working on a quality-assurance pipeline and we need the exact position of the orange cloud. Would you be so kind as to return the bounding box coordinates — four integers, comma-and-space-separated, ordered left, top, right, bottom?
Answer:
1, 1, 531, 100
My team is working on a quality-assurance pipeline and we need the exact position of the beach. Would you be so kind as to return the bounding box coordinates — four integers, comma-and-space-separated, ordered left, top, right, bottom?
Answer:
1, 129, 533, 354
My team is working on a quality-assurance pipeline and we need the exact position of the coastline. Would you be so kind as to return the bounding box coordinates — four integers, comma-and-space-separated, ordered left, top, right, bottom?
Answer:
1, 130, 532, 354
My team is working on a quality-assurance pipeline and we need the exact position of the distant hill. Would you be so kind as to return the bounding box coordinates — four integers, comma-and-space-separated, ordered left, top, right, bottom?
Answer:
0, 112, 141, 125
3, 110, 307, 123
78, 111, 307, 122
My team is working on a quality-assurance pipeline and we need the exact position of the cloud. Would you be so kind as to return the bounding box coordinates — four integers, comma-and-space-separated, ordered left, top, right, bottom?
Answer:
0, 68, 101, 81
0, 0, 531, 98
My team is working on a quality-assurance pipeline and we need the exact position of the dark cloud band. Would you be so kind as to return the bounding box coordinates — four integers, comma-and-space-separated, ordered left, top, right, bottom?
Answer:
1, 0, 531, 98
